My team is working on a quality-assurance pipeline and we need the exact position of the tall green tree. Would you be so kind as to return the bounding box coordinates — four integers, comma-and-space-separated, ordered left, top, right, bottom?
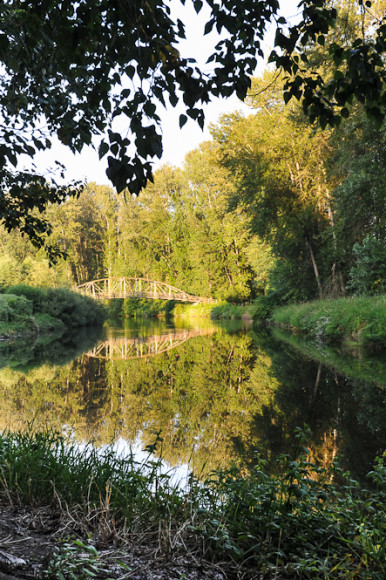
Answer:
0, 0, 384, 252
180, 143, 255, 299
213, 76, 335, 301
47, 186, 107, 283
328, 106, 386, 291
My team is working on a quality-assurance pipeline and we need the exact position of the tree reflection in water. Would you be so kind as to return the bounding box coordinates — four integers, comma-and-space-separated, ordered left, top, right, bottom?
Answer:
0, 320, 384, 481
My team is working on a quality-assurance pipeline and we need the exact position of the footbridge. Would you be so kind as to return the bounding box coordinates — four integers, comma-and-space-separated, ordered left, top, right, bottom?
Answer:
77, 277, 215, 303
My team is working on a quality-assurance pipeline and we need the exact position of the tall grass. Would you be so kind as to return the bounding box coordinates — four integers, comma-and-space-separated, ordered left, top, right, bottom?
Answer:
272, 295, 386, 350
0, 428, 385, 578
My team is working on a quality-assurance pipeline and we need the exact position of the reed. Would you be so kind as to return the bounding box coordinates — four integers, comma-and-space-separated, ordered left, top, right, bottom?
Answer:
0, 428, 384, 578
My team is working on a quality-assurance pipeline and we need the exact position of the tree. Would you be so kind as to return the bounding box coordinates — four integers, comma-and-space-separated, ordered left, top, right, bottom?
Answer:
0, 0, 384, 251
328, 105, 386, 286
212, 75, 336, 301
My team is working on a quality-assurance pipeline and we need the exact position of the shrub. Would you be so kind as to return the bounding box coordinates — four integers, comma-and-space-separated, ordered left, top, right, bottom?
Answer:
43, 288, 106, 327
4, 286, 106, 328
252, 293, 281, 320
0, 294, 33, 322
348, 236, 386, 296
5, 285, 45, 312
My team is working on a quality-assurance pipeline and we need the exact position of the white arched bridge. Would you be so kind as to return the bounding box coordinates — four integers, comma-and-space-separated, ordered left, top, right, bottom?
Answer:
77, 277, 216, 303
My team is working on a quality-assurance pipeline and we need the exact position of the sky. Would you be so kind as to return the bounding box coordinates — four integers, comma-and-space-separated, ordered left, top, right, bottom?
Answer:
29, 0, 300, 186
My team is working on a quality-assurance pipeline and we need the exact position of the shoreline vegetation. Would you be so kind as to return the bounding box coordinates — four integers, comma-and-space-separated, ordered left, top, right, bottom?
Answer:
1, 287, 385, 353
0, 291, 384, 577
0, 285, 106, 342
188, 294, 386, 352
0, 428, 385, 579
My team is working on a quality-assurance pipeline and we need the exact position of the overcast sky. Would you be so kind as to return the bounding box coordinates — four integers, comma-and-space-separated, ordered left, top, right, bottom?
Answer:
29, 0, 300, 186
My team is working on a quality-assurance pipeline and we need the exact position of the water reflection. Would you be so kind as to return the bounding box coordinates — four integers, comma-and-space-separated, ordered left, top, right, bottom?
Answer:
0, 319, 384, 481
86, 328, 217, 360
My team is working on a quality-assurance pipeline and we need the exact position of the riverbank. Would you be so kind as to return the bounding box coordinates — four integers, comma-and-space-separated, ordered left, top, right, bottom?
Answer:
0, 429, 384, 579
200, 295, 386, 352
0, 285, 106, 341
271, 294, 386, 351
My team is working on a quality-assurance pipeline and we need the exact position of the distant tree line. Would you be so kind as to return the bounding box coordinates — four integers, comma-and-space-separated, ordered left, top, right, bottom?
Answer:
0, 72, 384, 303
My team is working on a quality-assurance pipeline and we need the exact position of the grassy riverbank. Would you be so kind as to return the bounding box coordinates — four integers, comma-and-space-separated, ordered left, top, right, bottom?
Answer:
202, 294, 386, 352
0, 428, 384, 578
0, 285, 106, 341
271, 294, 386, 350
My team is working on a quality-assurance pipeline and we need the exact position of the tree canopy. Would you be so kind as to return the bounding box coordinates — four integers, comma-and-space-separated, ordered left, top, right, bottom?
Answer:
0, 0, 385, 252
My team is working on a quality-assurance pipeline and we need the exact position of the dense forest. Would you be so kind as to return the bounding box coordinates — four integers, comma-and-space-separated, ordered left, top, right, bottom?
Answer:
1, 84, 384, 305
0, 2, 384, 306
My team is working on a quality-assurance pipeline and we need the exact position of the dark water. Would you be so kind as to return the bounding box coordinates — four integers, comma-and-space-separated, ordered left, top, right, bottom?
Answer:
0, 318, 385, 480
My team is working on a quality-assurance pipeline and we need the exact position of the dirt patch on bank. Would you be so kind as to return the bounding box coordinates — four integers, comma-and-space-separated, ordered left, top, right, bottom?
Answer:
0, 502, 230, 580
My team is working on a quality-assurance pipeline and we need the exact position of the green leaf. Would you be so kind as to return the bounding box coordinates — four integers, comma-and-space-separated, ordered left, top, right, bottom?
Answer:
194, 0, 203, 14
98, 141, 109, 159
179, 114, 188, 128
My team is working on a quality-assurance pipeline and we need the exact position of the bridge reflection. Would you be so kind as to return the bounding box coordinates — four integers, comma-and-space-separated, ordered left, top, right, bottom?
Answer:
85, 328, 216, 360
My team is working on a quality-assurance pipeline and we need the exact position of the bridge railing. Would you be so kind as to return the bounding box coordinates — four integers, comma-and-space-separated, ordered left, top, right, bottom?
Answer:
77, 277, 216, 303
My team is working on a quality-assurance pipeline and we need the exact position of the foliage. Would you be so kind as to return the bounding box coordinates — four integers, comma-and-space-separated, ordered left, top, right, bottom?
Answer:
0, 1, 384, 249
42, 288, 106, 328
328, 106, 386, 284
0, 293, 32, 321
0, 428, 385, 578
199, 436, 386, 577
214, 72, 337, 301
348, 235, 386, 295
272, 294, 386, 349
43, 539, 111, 580
1, 285, 107, 335
173, 302, 216, 319
270, 0, 386, 128
252, 293, 282, 320
210, 302, 256, 319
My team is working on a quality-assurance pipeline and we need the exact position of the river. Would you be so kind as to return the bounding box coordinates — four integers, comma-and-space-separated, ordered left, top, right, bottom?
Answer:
0, 318, 385, 481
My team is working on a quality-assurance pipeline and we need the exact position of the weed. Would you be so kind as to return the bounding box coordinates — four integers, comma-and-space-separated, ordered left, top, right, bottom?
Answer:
0, 428, 385, 578
43, 539, 113, 580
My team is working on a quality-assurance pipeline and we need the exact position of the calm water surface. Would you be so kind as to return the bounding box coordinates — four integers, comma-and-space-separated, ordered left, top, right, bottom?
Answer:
0, 318, 385, 480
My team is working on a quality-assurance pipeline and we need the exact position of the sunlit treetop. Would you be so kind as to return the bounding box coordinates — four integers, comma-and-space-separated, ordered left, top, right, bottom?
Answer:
0, 0, 384, 256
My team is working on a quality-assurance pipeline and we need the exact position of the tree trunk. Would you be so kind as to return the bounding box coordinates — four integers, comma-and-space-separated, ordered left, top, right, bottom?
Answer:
306, 238, 323, 298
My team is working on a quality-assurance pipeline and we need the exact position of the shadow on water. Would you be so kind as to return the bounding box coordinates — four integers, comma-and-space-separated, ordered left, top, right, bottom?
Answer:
0, 326, 104, 371
247, 325, 386, 481
0, 318, 384, 482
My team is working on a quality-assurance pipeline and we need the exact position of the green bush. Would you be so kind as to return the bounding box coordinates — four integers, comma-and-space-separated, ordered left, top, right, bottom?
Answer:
5, 284, 45, 312
210, 303, 239, 319
2, 286, 106, 330
43, 288, 106, 327
173, 302, 215, 319
34, 313, 66, 333
348, 236, 386, 296
106, 298, 124, 318
252, 293, 281, 320
0, 294, 33, 322
122, 297, 173, 318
